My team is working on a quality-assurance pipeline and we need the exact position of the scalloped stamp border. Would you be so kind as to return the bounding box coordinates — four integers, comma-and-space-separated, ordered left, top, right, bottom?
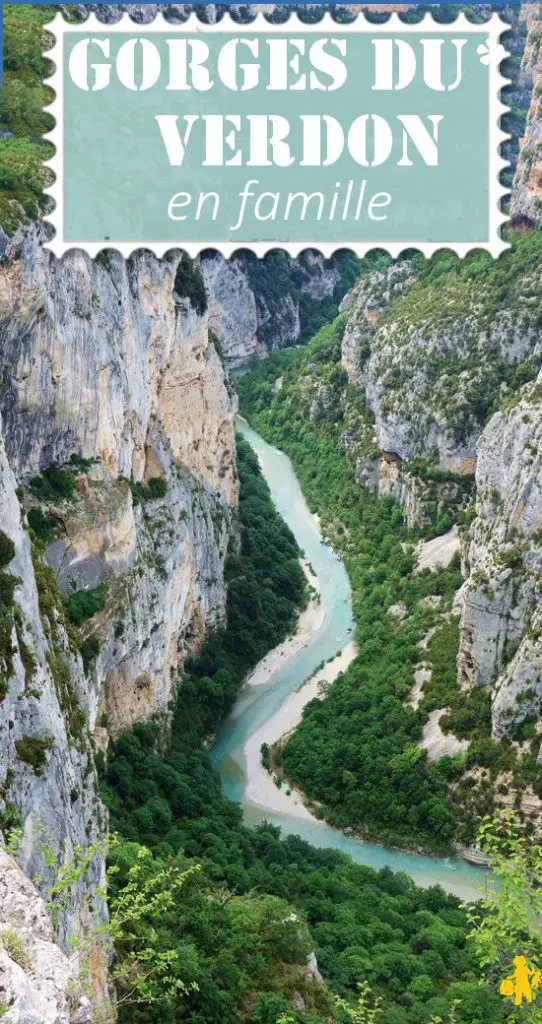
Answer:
43, 10, 510, 259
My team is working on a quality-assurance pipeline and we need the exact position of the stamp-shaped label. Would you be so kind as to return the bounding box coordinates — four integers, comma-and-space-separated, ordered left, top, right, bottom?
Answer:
45, 13, 508, 257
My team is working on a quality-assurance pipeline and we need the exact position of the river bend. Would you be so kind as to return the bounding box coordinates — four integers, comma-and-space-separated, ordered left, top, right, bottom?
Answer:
211, 420, 486, 903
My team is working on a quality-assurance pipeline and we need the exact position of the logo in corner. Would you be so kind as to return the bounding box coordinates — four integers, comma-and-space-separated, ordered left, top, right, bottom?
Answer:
500, 955, 542, 1007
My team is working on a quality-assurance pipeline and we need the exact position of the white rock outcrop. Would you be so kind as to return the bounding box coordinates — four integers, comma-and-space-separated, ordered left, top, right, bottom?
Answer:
0, 850, 92, 1024
457, 374, 542, 737
0, 233, 236, 504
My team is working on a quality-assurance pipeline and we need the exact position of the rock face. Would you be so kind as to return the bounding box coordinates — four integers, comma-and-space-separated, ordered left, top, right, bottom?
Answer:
202, 251, 341, 368
457, 375, 542, 738
339, 261, 474, 527
0, 224, 238, 1003
341, 249, 542, 741
341, 258, 542, 474
511, 5, 542, 226
0, 850, 92, 1024
203, 254, 266, 367
0, 423, 104, 950
0, 233, 236, 503
41, 459, 231, 738
0, 232, 237, 737
338, 246, 542, 738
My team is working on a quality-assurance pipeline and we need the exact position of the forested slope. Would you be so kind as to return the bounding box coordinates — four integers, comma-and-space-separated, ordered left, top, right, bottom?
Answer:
237, 246, 542, 855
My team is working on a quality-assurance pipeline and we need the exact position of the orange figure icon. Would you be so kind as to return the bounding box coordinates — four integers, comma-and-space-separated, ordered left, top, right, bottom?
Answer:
500, 955, 542, 1006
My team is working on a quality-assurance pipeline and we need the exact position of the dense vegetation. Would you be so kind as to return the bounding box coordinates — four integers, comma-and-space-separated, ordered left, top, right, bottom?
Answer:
28, 455, 96, 506
0, 5, 56, 231
102, 438, 500, 1024
64, 583, 108, 627
174, 253, 208, 316
0, 529, 18, 700
129, 476, 168, 505
237, 314, 542, 852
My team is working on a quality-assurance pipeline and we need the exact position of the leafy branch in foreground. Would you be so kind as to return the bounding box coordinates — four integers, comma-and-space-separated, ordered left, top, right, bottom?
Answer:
468, 812, 542, 1021
277, 984, 461, 1024
104, 839, 199, 1013
334, 982, 383, 1023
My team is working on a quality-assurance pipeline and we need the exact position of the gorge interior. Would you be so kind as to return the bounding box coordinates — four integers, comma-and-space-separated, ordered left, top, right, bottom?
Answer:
211, 419, 486, 903
1, 4, 541, 1020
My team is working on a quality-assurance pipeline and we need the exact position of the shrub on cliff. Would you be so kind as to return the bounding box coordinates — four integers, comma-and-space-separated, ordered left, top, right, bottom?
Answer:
29, 464, 76, 503
64, 583, 108, 627
27, 507, 56, 544
0, 531, 15, 569
173, 253, 208, 316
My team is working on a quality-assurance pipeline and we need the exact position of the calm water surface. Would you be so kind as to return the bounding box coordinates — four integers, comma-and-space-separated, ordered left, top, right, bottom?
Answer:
211, 420, 487, 902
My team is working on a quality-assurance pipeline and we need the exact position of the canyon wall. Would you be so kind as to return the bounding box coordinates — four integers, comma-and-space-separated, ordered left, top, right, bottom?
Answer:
457, 374, 542, 739
0, 228, 237, 985
339, 248, 542, 739
0, 849, 93, 1024
511, 4, 542, 225
334, 3, 541, 741
0, 420, 105, 951
203, 251, 340, 368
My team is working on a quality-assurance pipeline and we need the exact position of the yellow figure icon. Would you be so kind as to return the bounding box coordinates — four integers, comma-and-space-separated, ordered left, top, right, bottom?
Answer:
500, 955, 542, 1006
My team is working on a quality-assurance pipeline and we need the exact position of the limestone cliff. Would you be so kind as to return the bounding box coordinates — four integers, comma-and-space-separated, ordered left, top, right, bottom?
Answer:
0, 232, 236, 502
0, 230, 237, 731
0, 224, 238, 1009
339, 241, 542, 522
339, 261, 470, 527
338, 247, 542, 735
0, 419, 104, 950
511, 4, 542, 226
342, 258, 542, 470
457, 374, 542, 739
203, 253, 268, 367
203, 251, 345, 369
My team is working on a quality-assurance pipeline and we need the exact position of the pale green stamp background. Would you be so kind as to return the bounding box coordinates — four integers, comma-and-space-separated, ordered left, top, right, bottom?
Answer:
63, 30, 490, 244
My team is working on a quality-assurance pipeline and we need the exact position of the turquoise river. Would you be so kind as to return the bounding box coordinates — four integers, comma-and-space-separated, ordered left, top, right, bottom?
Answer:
211, 420, 489, 902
